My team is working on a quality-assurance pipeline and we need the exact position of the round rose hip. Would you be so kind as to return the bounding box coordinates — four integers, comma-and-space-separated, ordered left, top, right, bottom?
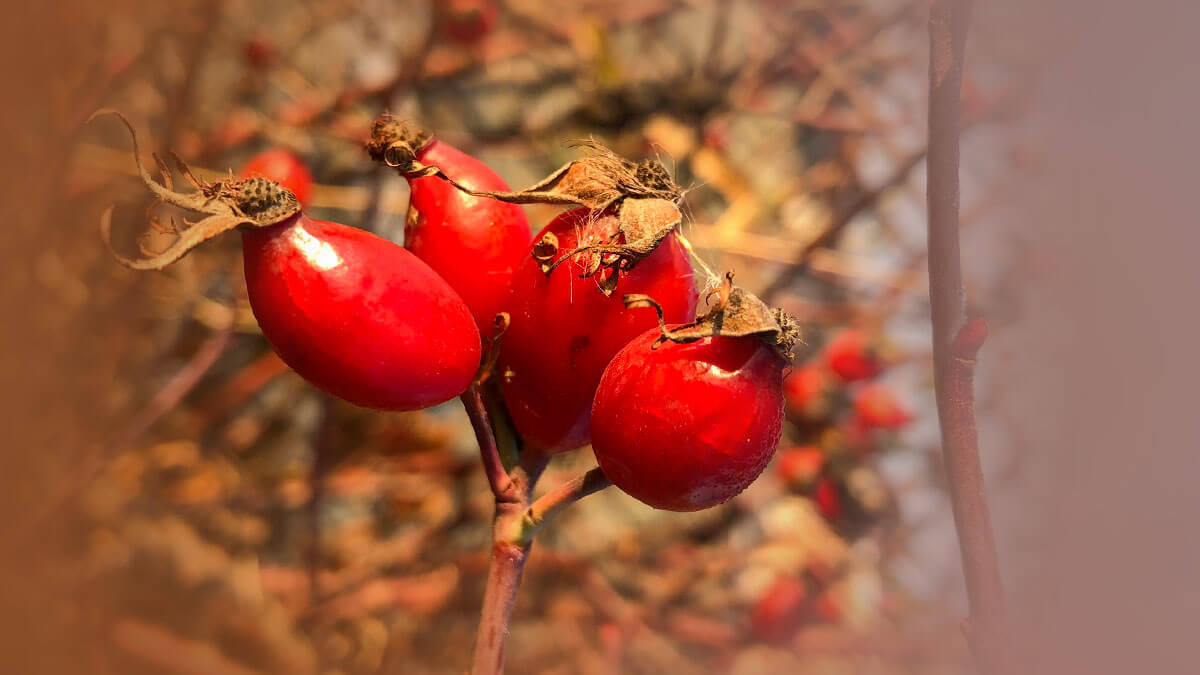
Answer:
590, 328, 787, 511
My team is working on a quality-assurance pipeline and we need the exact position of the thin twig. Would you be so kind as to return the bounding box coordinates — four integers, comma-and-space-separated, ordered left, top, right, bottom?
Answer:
461, 386, 516, 501
926, 0, 1008, 672
466, 450, 605, 675
522, 467, 612, 539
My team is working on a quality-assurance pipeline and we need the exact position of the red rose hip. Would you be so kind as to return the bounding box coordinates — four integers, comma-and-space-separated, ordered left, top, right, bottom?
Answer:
750, 576, 809, 643
590, 328, 787, 511
500, 207, 696, 453
776, 445, 826, 488
95, 111, 480, 412
243, 214, 481, 410
405, 136, 532, 331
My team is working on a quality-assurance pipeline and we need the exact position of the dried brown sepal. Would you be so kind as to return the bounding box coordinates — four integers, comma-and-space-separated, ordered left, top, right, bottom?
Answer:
624, 272, 800, 361
367, 115, 681, 209
366, 114, 686, 283
534, 202, 682, 296
364, 115, 434, 173
90, 109, 301, 271
531, 231, 559, 275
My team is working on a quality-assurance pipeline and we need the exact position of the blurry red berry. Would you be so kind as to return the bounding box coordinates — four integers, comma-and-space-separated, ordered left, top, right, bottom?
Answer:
776, 446, 825, 488
815, 591, 843, 623
435, 0, 499, 44
783, 365, 834, 419
750, 576, 809, 643
852, 383, 912, 430
814, 476, 843, 521
240, 150, 314, 206
243, 36, 277, 69
823, 329, 883, 382
591, 330, 785, 511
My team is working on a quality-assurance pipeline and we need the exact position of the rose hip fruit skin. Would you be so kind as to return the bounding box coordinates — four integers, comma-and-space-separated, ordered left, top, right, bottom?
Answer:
240, 150, 314, 206
590, 329, 786, 511
243, 214, 481, 411
500, 208, 697, 453
406, 139, 532, 331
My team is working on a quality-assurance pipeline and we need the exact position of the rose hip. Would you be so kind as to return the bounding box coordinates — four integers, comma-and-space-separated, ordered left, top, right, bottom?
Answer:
500, 207, 696, 453
405, 137, 532, 331
590, 328, 786, 511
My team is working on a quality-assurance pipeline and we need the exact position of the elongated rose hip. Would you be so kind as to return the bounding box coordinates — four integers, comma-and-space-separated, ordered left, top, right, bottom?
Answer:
368, 116, 532, 332
97, 111, 481, 411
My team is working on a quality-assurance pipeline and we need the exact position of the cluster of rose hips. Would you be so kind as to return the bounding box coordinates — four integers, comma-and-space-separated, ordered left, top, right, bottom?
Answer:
777, 328, 912, 524
98, 110, 798, 514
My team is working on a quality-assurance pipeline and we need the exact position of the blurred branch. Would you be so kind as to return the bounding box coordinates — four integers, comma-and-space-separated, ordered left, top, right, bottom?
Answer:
15, 319, 235, 544
112, 618, 261, 675
759, 147, 927, 304
926, 0, 1009, 673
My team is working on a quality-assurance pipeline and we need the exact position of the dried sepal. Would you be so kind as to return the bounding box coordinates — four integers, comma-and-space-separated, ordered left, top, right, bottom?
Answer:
367, 114, 680, 209
100, 206, 255, 271
367, 115, 687, 284
364, 115, 435, 173
531, 231, 559, 275
90, 109, 301, 270
624, 272, 800, 361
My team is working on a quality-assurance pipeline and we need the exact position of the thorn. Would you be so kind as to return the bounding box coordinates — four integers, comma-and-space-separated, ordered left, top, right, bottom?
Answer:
952, 316, 988, 359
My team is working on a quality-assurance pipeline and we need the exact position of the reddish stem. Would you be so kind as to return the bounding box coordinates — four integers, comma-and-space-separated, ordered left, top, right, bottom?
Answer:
461, 385, 515, 501
472, 523, 531, 675
522, 467, 611, 539
927, 0, 1008, 672
459, 386, 610, 674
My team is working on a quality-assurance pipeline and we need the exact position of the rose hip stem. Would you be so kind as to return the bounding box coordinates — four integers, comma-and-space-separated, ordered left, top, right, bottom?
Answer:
457, 388, 610, 675
926, 1, 1008, 673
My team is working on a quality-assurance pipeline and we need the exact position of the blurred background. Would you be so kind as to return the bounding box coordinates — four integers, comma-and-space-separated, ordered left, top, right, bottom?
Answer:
2, 0, 1196, 674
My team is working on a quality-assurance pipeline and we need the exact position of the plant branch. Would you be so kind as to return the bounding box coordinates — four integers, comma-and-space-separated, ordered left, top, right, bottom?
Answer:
760, 147, 928, 304
520, 467, 612, 543
13, 319, 234, 545
472, 536, 530, 675
460, 385, 516, 502
926, 0, 1008, 672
